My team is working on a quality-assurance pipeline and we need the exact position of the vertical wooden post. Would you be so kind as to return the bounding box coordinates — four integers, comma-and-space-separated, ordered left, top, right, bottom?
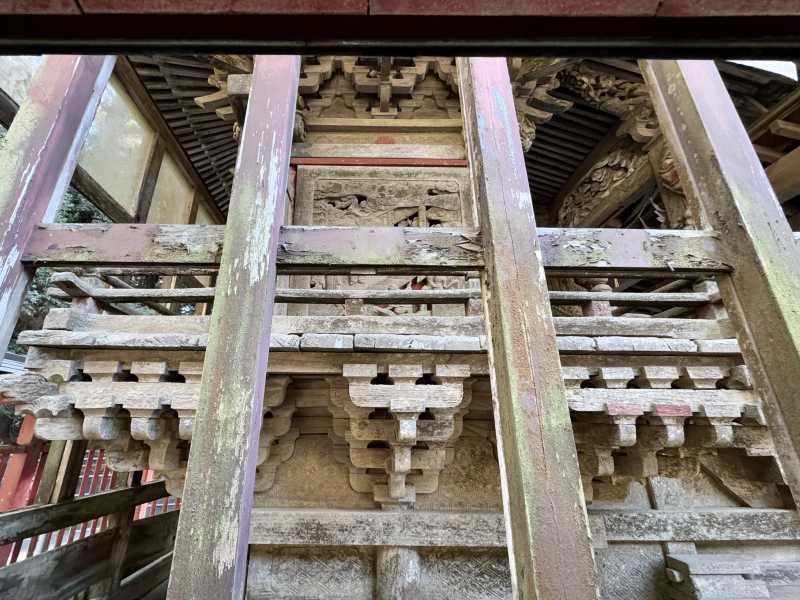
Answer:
105, 471, 143, 597
0, 55, 115, 355
134, 137, 165, 223
641, 59, 800, 502
166, 55, 300, 600
457, 57, 599, 600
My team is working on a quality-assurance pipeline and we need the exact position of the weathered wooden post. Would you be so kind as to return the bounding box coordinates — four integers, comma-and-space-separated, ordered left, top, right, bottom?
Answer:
0, 55, 115, 355
641, 59, 800, 503
457, 57, 599, 600
166, 55, 300, 600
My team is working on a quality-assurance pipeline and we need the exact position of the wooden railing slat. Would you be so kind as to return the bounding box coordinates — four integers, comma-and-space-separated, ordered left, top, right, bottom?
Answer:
0, 481, 168, 545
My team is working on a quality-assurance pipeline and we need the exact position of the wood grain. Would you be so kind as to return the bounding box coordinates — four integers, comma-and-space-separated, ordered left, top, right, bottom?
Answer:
642, 59, 800, 506
0, 55, 115, 354
23, 223, 732, 277
458, 56, 599, 600
166, 55, 300, 600
0, 480, 167, 545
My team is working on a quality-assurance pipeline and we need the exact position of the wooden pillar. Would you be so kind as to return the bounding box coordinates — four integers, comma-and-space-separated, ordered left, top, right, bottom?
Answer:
375, 547, 421, 599
641, 59, 800, 502
457, 57, 599, 600
166, 55, 300, 600
0, 55, 115, 355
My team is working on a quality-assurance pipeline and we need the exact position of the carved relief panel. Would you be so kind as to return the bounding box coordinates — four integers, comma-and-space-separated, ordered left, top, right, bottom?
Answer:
294, 165, 473, 226
291, 165, 475, 317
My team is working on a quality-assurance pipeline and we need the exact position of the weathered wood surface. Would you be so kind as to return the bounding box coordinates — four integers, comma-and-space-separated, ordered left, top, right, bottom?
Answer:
115, 551, 173, 600
459, 57, 599, 600
48, 271, 714, 307
376, 547, 420, 600
134, 138, 165, 223
21, 347, 743, 383
30, 380, 758, 423
23, 223, 732, 276
600, 508, 800, 542
0, 480, 167, 545
24, 223, 483, 273
566, 388, 758, 414
643, 59, 800, 505
107, 472, 143, 595
766, 145, 800, 202
0, 63, 130, 222
36, 308, 734, 339
0, 55, 115, 354
167, 55, 300, 600
10, 1, 800, 17
250, 508, 507, 547
114, 57, 224, 225
17, 328, 744, 358
0, 510, 178, 600
247, 508, 800, 547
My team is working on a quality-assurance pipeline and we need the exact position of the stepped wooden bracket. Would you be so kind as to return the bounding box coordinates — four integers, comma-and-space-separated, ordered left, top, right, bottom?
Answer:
642, 59, 800, 506
330, 363, 471, 506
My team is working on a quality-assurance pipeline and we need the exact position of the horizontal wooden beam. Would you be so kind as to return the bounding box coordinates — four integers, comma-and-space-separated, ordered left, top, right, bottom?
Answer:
35, 308, 733, 340
599, 508, 800, 542
0, 481, 168, 545
7, 1, 800, 17
0, 510, 178, 600
16, 329, 741, 357
248, 508, 800, 547
769, 118, 800, 141
766, 144, 800, 202
47, 272, 714, 307
115, 552, 173, 600
2, 13, 800, 58
23, 224, 732, 277
40, 382, 755, 426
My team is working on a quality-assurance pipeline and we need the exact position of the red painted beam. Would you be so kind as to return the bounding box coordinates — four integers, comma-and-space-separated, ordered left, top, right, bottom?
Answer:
656, 0, 800, 16
0, 0, 79, 13
4, 0, 799, 16
290, 157, 468, 167
74, 0, 367, 13
370, 0, 660, 17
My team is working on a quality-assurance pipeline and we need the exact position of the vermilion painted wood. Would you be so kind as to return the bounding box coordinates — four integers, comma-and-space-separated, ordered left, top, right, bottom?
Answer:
458, 56, 599, 600
166, 55, 300, 600
75, 0, 366, 13
290, 157, 468, 167
5, 0, 798, 16
0, 0, 79, 13
0, 55, 115, 355
370, 0, 659, 16
656, 0, 800, 16
0, 417, 43, 565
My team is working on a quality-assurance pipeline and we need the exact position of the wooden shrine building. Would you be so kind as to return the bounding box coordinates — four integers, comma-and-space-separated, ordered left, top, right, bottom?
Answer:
2, 4, 800, 600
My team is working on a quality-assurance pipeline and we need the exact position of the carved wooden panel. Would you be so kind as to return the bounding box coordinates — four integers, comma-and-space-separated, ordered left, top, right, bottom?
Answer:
293, 165, 473, 227
292, 165, 475, 317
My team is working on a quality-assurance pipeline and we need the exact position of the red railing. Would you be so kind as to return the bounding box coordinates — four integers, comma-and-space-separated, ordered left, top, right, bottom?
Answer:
0, 443, 179, 566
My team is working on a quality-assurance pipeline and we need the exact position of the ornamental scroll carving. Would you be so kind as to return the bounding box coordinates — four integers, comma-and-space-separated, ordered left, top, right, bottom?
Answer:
508, 58, 576, 152
554, 61, 690, 228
